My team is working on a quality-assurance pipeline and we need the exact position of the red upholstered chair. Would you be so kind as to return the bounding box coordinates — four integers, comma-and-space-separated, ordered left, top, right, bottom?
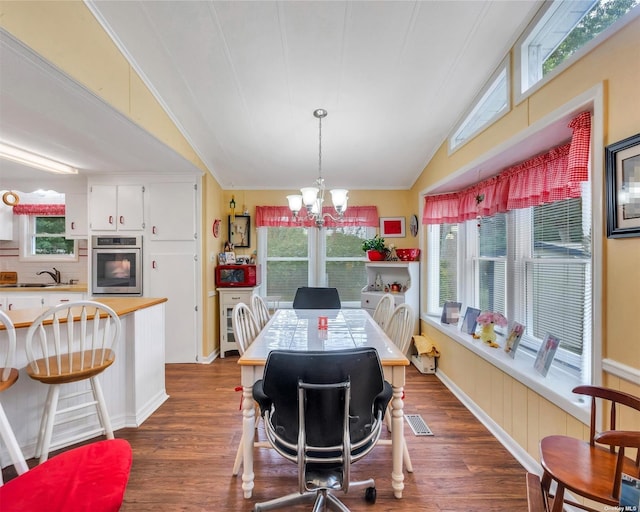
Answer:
0, 439, 132, 511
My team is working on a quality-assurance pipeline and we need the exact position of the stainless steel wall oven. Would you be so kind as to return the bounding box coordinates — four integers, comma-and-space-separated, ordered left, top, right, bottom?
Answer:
91, 235, 142, 296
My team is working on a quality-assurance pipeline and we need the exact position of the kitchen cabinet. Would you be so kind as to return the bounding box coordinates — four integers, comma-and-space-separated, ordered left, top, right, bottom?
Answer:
89, 184, 144, 232
0, 202, 12, 240
218, 287, 257, 358
147, 182, 197, 241
146, 251, 199, 363
2, 294, 45, 311
361, 261, 419, 334
64, 192, 88, 238
47, 292, 85, 306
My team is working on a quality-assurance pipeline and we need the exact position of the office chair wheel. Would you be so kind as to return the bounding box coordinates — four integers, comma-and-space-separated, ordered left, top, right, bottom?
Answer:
365, 486, 376, 503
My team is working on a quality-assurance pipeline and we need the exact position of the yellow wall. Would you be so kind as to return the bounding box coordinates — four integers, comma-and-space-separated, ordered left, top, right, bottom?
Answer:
412, 16, 640, 464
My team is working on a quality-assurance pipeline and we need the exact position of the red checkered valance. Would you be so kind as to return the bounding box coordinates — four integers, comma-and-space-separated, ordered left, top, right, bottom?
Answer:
256, 205, 379, 228
13, 204, 66, 216
422, 112, 591, 224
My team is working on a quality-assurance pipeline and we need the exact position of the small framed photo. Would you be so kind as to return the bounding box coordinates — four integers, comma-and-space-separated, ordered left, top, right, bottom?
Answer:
380, 217, 405, 238
229, 215, 251, 247
217, 253, 227, 265
504, 322, 525, 358
441, 301, 462, 325
605, 133, 640, 238
224, 251, 236, 264
533, 333, 560, 377
460, 307, 481, 335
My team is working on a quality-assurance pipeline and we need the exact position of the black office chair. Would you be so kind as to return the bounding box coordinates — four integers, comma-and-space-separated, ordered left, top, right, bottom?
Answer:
292, 287, 341, 309
252, 348, 392, 511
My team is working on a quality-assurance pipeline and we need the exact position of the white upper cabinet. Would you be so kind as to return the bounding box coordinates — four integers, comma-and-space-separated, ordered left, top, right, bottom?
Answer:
64, 192, 88, 238
147, 182, 197, 241
89, 184, 144, 231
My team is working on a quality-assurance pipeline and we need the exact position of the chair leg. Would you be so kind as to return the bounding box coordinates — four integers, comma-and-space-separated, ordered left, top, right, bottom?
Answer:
254, 490, 318, 511
0, 404, 28, 481
38, 385, 60, 463
91, 376, 114, 439
233, 437, 243, 475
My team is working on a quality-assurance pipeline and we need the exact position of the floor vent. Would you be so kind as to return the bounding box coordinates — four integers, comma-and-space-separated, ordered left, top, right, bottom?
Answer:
405, 414, 433, 436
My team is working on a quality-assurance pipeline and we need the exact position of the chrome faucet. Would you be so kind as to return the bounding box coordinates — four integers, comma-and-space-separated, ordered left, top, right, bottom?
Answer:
37, 267, 61, 284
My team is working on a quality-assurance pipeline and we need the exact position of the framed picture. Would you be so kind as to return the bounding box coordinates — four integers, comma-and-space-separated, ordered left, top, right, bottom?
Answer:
460, 307, 481, 335
229, 215, 251, 248
605, 133, 640, 238
504, 322, 525, 358
533, 333, 560, 377
224, 251, 236, 264
441, 301, 462, 325
217, 253, 227, 265
380, 217, 405, 238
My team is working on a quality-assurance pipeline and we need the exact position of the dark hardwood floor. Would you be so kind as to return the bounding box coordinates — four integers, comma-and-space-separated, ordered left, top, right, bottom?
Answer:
3, 356, 529, 511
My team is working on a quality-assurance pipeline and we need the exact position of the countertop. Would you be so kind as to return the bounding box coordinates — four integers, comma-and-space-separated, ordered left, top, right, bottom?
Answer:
2, 297, 168, 329
0, 283, 88, 293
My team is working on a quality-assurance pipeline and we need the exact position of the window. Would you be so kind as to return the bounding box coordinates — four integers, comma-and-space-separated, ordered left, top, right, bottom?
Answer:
516, 0, 639, 99
258, 225, 374, 305
20, 215, 77, 261
426, 185, 592, 381
449, 58, 510, 152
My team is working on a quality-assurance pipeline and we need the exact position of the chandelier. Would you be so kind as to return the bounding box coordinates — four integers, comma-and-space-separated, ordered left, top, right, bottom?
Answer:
287, 108, 348, 227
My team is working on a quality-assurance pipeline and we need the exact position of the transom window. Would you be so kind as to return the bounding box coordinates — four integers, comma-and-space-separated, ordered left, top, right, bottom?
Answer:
516, 0, 639, 99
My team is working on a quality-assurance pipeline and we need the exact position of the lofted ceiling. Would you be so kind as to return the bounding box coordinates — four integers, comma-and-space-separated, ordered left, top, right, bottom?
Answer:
1, 1, 544, 191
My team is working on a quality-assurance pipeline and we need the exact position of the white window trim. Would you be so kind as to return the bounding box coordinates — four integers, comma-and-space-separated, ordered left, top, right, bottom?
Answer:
448, 55, 511, 154
514, 1, 640, 104
420, 86, 604, 423
18, 215, 78, 263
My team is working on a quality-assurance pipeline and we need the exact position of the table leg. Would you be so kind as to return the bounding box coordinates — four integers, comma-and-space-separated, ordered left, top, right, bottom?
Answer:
241, 384, 255, 499
391, 383, 405, 498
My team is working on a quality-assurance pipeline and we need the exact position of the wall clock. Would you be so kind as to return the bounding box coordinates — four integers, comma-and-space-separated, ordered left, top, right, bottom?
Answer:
212, 219, 221, 238
409, 214, 419, 237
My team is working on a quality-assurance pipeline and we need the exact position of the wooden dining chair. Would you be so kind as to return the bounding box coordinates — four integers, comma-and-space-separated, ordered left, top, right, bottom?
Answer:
539, 385, 640, 512
24, 301, 122, 463
379, 303, 415, 473
231, 302, 261, 355
526, 472, 549, 512
372, 293, 394, 331
0, 310, 29, 484
231, 302, 267, 475
250, 294, 271, 330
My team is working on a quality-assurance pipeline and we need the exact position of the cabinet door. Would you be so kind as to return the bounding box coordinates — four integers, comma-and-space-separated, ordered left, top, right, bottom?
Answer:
218, 289, 253, 358
89, 185, 117, 231
65, 193, 88, 238
0, 203, 13, 240
47, 292, 85, 306
117, 185, 144, 231
148, 182, 196, 241
6, 294, 45, 310
147, 252, 197, 363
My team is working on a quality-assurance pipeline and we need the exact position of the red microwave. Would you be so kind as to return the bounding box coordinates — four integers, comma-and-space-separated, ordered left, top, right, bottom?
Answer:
215, 264, 261, 287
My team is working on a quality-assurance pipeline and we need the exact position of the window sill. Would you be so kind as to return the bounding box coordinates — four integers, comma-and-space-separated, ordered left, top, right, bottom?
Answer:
423, 315, 590, 425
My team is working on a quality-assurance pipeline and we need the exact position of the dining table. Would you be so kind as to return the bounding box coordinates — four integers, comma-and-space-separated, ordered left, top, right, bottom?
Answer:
237, 307, 410, 499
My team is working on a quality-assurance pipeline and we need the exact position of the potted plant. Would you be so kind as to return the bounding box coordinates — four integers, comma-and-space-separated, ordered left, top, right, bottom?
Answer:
362, 234, 387, 261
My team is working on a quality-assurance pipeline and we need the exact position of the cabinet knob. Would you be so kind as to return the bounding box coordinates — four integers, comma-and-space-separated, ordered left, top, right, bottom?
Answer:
152, 226, 157, 235
152, 260, 157, 269
108, 215, 114, 225
71, 221, 76, 230
119, 215, 125, 225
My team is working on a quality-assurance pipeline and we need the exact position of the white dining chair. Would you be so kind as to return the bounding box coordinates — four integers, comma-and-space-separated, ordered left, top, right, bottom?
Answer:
231, 302, 268, 475
372, 293, 395, 331
0, 310, 29, 484
232, 303, 261, 355
382, 303, 415, 472
250, 294, 271, 330
24, 301, 122, 463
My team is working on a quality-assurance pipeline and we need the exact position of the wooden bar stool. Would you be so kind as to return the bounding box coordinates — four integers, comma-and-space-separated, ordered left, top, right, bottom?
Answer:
24, 301, 122, 463
0, 310, 28, 484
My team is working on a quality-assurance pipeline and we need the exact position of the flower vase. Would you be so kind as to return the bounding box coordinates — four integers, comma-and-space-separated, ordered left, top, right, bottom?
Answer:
479, 323, 499, 348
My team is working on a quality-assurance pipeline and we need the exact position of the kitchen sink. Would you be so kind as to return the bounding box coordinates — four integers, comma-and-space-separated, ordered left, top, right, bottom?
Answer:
0, 283, 56, 288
